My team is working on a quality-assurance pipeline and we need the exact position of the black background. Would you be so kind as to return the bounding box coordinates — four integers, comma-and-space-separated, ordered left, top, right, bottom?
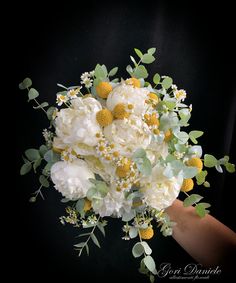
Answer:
14, 1, 235, 282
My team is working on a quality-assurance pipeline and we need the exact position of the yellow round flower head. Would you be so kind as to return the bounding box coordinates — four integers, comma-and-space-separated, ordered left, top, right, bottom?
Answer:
181, 178, 194, 192
187, 157, 203, 172
96, 109, 113, 127
113, 103, 130, 119
96, 82, 112, 99
116, 159, 131, 178
164, 129, 173, 142
126, 77, 141, 88
84, 198, 92, 212
140, 227, 154, 240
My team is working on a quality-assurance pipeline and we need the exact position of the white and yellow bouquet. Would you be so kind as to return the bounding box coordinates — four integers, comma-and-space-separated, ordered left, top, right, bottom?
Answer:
19, 48, 235, 282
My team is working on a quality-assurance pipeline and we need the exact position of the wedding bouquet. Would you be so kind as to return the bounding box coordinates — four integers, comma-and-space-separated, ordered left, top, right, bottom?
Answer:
19, 48, 235, 282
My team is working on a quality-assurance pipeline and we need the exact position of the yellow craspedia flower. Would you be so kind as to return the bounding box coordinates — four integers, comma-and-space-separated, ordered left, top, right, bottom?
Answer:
96, 82, 112, 99
140, 227, 154, 240
113, 103, 130, 119
164, 129, 173, 142
116, 159, 131, 178
148, 92, 159, 102
84, 198, 92, 212
126, 77, 141, 88
187, 157, 203, 172
181, 178, 194, 192
96, 109, 113, 127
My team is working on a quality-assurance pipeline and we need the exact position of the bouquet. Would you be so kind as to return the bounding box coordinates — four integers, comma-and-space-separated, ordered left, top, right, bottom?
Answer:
19, 47, 235, 282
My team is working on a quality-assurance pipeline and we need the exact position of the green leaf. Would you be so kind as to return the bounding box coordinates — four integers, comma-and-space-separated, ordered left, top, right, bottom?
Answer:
203, 181, 210, 188
153, 73, 160, 85
74, 242, 86, 248
91, 233, 101, 248
20, 162, 32, 175
133, 65, 148, 79
33, 102, 49, 109
141, 241, 152, 255
144, 255, 157, 274
182, 166, 198, 179
189, 131, 204, 144
97, 222, 106, 236
130, 55, 137, 66
163, 100, 176, 110
136, 157, 152, 176
126, 65, 133, 76
94, 64, 107, 79
225, 162, 235, 173
39, 145, 48, 157
134, 48, 143, 58
183, 194, 203, 207
122, 210, 135, 221
129, 227, 138, 238
46, 106, 56, 120
85, 243, 89, 255
174, 131, 189, 144
19, 77, 32, 90
108, 67, 118, 77
141, 54, 155, 64
86, 187, 97, 201
133, 148, 146, 159
25, 148, 40, 161
150, 274, 155, 283
162, 77, 173, 89
39, 175, 49, 188
33, 158, 42, 172
28, 88, 39, 101
132, 242, 144, 258
204, 154, 218, 168
78, 233, 91, 237
195, 203, 209, 218
147, 48, 156, 55
196, 170, 208, 185
44, 150, 60, 163
75, 199, 85, 216
199, 202, 211, 208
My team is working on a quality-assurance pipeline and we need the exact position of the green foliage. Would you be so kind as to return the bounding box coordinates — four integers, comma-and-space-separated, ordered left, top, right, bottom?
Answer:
196, 170, 208, 185
28, 88, 39, 101
47, 106, 56, 120
19, 77, 32, 90
133, 148, 152, 176
189, 131, 204, 144
44, 150, 60, 163
39, 175, 49, 188
108, 67, 118, 77
132, 242, 144, 258
183, 194, 203, 207
122, 210, 136, 222
94, 64, 108, 80
153, 73, 160, 85
25, 148, 40, 161
144, 256, 157, 275
162, 77, 173, 89
204, 154, 217, 167
195, 203, 211, 218
133, 65, 149, 79
134, 48, 143, 58
20, 162, 32, 175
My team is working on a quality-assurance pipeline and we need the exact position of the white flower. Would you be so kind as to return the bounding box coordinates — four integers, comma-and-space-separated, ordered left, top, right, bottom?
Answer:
50, 160, 94, 200
174, 89, 187, 101
146, 142, 169, 164
140, 164, 182, 210
93, 189, 132, 217
67, 88, 81, 99
56, 94, 69, 106
106, 83, 149, 116
54, 97, 102, 148
103, 114, 151, 156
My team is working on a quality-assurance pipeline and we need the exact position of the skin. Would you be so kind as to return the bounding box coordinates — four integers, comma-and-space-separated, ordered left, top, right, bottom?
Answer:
165, 200, 236, 271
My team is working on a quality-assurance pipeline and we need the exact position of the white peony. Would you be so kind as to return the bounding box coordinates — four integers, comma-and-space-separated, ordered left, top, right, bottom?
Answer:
140, 164, 182, 210
55, 97, 102, 148
106, 83, 149, 115
146, 141, 169, 165
93, 189, 132, 218
50, 159, 94, 200
103, 114, 151, 156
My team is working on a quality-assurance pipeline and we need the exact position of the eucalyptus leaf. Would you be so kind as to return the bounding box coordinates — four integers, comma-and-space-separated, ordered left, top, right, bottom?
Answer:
144, 255, 157, 274
162, 77, 173, 89
47, 106, 56, 120
39, 175, 49, 188
141, 241, 152, 255
147, 47, 156, 55
19, 77, 32, 90
204, 154, 218, 168
196, 170, 208, 185
141, 54, 155, 64
183, 194, 203, 207
153, 73, 160, 85
195, 203, 208, 218
75, 199, 85, 216
39, 145, 48, 157
132, 242, 144, 258
20, 162, 32, 175
225, 162, 235, 173
33, 102, 49, 109
189, 131, 204, 144
136, 157, 152, 176
108, 67, 118, 77
28, 88, 39, 101
133, 148, 146, 159
33, 158, 42, 172
133, 65, 148, 79
134, 48, 143, 58
122, 210, 135, 222
25, 148, 40, 161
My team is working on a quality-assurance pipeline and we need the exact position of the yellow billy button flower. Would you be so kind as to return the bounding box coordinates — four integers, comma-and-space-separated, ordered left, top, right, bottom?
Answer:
181, 178, 194, 192
116, 159, 131, 178
96, 82, 112, 99
113, 103, 130, 119
164, 129, 173, 142
186, 157, 203, 172
96, 109, 113, 127
126, 77, 141, 88
140, 227, 154, 240
84, 198, 92, 212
